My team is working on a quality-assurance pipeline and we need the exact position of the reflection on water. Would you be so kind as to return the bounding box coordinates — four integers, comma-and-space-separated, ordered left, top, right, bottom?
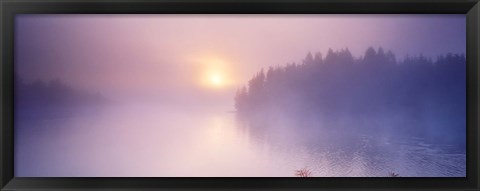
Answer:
15, 104, 465, 177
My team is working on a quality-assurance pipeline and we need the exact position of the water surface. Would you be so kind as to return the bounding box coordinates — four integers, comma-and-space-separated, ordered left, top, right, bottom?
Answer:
15, 104, 466, 177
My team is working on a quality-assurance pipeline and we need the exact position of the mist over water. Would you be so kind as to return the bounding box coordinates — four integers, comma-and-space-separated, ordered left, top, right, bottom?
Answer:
14, 49, 467, 177
15, 101, 465, 177
14, 15, 466, 177
14, 50, 467, 177
16, 103, 291, 177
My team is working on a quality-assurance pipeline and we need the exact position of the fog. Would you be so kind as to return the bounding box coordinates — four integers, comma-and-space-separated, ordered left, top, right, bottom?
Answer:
16, 15, 465, 103
14, 15, 466, 177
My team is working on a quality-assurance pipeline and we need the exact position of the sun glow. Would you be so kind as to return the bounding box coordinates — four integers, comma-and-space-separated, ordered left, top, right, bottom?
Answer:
194, 56, 235, 89
203, 69, 228, 89
209, 73, 224, 87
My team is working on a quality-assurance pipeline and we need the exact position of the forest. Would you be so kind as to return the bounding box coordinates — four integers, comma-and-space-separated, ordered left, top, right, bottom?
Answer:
234, 47, 466, 144
15, 75, 107, 119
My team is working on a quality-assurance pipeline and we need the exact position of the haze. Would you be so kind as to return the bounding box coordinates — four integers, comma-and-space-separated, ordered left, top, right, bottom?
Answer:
14, 15, 466, 177
16, 14, 465, 108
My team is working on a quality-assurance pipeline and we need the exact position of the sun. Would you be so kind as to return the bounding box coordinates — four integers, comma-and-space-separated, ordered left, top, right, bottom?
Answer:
192, 55, 235, 89
209, 73, 224, 87
204, 70, 228, 88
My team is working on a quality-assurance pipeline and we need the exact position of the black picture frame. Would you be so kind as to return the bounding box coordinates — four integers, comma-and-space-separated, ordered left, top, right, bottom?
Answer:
1, 0, 479, 190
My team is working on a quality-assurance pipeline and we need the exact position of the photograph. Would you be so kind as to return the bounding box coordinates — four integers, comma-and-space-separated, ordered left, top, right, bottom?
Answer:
14, 14, 466, 177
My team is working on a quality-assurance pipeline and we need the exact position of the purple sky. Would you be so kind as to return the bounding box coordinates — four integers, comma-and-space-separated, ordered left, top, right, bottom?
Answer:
15, 14, 466, 105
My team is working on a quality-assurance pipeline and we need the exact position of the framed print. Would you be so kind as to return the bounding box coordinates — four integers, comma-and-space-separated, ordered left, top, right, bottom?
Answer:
1, 0, 479, 190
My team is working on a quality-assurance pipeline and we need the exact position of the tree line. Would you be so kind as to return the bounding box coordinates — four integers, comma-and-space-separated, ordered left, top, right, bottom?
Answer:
234, 47, 466, 134
15, 74, 107, 118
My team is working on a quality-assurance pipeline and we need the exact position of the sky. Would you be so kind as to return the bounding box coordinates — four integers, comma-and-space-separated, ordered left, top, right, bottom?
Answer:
15, 14, 466, 107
